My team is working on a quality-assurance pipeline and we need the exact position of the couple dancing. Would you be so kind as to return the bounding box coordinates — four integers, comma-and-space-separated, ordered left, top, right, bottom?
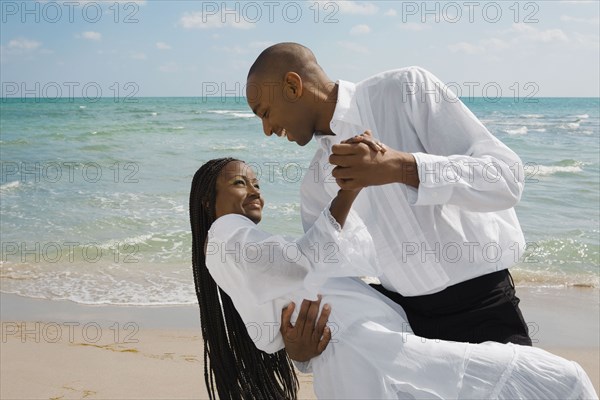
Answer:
189, 43, 597, 399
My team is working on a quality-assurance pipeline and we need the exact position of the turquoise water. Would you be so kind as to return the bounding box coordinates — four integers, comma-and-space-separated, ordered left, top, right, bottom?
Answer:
1, 97, 598, 305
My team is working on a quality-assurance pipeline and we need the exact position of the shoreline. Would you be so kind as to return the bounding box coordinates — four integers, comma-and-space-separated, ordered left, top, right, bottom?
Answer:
1, 287, 598, 399
2, 286, 598, 346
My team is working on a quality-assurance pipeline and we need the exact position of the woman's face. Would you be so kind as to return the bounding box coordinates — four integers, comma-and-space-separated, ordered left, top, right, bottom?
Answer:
214, 161, 264, 224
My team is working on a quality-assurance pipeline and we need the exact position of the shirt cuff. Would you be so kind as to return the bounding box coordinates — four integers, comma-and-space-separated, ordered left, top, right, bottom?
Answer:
293, 360, 313, 373
411, 152, 455, 206
405, 185, 418, 205
325, 207, 343, 233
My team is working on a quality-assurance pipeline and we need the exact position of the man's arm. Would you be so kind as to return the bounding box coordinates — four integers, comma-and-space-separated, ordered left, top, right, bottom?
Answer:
329, 67, 524, 212
329, 131, 420, 190
280, 297, 331, 362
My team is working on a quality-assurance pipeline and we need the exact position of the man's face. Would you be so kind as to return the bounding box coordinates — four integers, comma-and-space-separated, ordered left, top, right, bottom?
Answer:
246, 74, 315, 146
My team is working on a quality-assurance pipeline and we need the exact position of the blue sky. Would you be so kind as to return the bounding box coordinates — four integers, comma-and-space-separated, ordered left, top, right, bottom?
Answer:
1, 0, 599, 97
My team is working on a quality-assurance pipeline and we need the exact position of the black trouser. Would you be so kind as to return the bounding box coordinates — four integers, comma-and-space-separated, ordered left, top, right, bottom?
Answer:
369, 270, 532, 346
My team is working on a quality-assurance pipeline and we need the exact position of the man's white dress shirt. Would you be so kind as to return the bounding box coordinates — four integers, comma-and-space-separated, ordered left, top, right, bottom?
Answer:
301, 66, 526, 296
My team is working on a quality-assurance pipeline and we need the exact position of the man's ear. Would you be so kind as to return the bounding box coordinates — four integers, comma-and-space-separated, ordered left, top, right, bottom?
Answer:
283, 72, 303, 100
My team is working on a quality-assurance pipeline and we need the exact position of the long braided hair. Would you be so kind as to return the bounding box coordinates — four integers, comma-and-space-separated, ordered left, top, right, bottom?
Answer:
189, 158, 299, 400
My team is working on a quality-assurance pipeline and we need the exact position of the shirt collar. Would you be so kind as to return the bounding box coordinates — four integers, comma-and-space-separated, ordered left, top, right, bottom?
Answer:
315, 80, 363, 146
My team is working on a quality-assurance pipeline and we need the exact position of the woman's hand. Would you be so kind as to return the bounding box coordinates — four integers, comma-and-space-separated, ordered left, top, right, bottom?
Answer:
333, 130, 388, 190
330, 129, 420, 190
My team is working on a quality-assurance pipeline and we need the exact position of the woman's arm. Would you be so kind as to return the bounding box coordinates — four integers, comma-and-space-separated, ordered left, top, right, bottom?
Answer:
205, 192, 377, 353
328, 189, 360, 228
207, 198, 378, 306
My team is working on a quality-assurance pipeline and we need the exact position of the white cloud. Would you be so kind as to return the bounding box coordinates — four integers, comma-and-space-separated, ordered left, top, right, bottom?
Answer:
399, 22, 430, 31
218, 45, 249, 55
249, 41, 274, 49
131, 52, 147, 60
511, 24, 568, 43
350, 24, 371, 35
572, 32, 600, 49
448, 38, 509, 55
447, 42, 485, 55
560, 15, 600, 24
217, 43, 273, 54
452, 23, 571, 56
8, 38, 41, 50
385, 8, 397, 17
339, 1, 378, 14
481, 38, 510, 50
1, 37, 48, 63
337, 41, 369, 54
77, 31, 102, 41
179, 11, 254, 29
315, 1, 377, 15
156, 42, 171, 50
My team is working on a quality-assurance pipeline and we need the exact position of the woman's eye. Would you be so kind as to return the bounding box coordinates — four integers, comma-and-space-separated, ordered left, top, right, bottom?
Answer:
234, 180, 244, 185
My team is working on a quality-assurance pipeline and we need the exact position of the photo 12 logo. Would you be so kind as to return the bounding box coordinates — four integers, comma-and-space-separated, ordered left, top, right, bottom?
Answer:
398, 1, 540, 24
1, 82, 139, 103
2, 321, 139, 344
1, 1, 141, 24
181, 1, 340, 27
0, 161, 140, 184
201, 80, 540, 104
1, 241, 141, 264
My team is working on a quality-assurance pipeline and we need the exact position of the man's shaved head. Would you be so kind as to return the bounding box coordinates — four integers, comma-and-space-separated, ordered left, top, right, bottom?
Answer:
247, 42, 326, 84
246, 43, 338, 145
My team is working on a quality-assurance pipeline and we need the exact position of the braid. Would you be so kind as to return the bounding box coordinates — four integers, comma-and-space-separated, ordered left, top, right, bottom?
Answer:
190, 158, 299, 399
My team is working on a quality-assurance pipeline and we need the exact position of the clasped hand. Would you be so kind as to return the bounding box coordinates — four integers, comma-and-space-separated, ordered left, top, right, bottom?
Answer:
329, 130, 393, 190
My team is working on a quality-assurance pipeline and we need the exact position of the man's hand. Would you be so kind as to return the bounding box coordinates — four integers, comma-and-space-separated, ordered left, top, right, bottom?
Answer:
280, 297, 331, 362
329, 130, 419, 190
341, 130, 387, 154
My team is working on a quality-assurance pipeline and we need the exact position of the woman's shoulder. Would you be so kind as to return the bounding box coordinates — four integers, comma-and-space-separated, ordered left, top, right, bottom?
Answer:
209, 214, 256, 238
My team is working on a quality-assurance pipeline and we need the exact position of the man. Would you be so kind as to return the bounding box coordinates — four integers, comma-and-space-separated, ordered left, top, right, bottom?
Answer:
246, 42, 531, 363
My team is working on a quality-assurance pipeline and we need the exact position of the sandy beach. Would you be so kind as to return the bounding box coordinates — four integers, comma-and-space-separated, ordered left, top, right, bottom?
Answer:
1, 287, 598, 399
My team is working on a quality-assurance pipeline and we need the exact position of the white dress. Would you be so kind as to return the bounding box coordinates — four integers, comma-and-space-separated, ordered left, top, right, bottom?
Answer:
206, 208, 597, 399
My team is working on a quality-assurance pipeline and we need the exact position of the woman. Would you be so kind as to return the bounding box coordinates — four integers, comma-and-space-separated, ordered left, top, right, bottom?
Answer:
189, 157, 597, 400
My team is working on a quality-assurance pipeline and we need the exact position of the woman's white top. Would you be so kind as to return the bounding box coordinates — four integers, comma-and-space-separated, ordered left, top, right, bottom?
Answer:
206, 207, 386, 353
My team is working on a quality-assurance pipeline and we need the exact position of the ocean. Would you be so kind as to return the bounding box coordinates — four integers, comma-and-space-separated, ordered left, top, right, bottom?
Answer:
1, 97, 598, 305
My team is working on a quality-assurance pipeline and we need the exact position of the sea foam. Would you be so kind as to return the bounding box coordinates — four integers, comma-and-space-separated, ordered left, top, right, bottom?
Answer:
505, 126, 528, 135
